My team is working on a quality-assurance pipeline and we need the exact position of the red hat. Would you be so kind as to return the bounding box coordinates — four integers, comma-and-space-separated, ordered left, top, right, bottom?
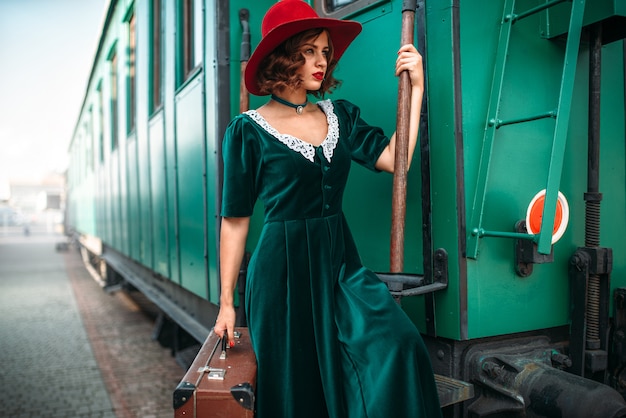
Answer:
244, 0, 362, 96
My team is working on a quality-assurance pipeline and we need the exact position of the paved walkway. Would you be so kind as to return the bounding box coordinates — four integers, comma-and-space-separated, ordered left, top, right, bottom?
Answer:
0, 227, 184, 417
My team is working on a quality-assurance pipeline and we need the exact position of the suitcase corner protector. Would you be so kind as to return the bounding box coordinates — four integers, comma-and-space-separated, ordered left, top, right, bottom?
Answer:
231, 381, 255, 411
173, 381, 196, 409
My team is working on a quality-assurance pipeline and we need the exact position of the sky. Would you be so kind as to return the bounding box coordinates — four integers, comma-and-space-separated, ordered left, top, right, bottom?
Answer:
0, 0, 108, 186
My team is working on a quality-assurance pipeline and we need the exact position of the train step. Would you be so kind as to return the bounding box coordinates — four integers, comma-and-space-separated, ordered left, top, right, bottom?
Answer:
436, 374, 474, 408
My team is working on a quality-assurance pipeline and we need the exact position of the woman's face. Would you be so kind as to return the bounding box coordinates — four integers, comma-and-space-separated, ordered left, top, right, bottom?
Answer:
296, 30, 330, 92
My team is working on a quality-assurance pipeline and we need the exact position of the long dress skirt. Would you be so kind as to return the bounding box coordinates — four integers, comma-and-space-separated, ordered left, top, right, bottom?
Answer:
245, 213, 442, 418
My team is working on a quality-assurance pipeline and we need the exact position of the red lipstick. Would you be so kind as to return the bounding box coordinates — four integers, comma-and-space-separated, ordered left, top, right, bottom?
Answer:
313, 72, 324, 81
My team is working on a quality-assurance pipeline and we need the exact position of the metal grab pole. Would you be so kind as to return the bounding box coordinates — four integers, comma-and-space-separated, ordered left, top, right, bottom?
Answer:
239, 9, 250, 113
390, 0, 417, 273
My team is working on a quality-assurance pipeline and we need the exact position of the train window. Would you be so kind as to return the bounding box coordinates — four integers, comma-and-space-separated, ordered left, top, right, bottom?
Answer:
193, 0, 202, 68
96, 82, 104, 163
316, 0, 386, 19
151, 0, 163, 112
327, 0, 354, 10
127, 12, 136, 133
177, 0, 202, 86
108, 48, 119, 150
86, 110, 94, 173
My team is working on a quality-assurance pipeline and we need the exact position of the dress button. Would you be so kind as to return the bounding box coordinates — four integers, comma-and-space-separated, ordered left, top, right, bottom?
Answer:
324, 166, 330, 171
324, 185, 331, 190
324, 204, 330, 210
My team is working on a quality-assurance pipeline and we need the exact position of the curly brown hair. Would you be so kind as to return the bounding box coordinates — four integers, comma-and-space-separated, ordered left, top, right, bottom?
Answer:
255, 28, 341, 98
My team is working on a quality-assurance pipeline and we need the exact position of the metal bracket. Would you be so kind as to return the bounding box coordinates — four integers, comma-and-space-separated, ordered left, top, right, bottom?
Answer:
378, 248, 448, 297
514, 220, 553, 277
198, 366, 226, 380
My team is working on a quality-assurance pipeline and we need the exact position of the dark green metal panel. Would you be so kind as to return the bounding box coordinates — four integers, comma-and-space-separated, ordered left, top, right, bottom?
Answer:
119, 147, 130, 257
135, 0, 154, 269
149, 115, 169, 277
423, 0, 464, 340
137, 132, 153, 267
595, 39, 626, 312
109, 153, 122, 250
95, 165, 107, 241
175, 76, 207, 299
203, 0, 229, 304
164, 0, 180, 285
126, 136, 141, 261
101, 161, 112, 244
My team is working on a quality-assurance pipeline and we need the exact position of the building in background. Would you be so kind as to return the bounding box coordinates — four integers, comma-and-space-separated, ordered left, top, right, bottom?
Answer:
0, 173, 65, 234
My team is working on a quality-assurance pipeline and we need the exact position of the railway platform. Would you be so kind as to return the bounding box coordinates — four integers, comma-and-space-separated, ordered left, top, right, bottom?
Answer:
0, 225, 184, 418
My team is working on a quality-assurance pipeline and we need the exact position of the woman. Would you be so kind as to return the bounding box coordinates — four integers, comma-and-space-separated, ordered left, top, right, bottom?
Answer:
214, 1, 442, 416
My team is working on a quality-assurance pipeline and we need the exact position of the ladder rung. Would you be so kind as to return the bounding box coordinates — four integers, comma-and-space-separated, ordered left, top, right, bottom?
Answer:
489, 110, 557, 128
508, 0, 569, 23
472, 228, 536, 241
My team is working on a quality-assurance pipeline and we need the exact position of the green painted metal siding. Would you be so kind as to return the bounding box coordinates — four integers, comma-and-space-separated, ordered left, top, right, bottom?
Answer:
422, 0, 464, 340
126, 136, 140, 260
175, 76, 207, 298
135, 0, 154, 268
204, 0, 221, 304
455, 0, 626, 339
149, 114, 169, 277
163, 0, 180, 285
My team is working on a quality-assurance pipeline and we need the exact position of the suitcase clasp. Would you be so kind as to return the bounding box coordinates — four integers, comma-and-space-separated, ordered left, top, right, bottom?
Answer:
198, 366, 227, 380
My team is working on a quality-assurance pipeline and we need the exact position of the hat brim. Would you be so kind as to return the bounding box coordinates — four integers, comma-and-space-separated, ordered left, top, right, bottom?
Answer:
244, 18, 362, 96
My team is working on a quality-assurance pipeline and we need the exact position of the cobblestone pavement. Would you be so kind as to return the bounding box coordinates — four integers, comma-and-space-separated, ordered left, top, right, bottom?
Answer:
0, 227, 185, 417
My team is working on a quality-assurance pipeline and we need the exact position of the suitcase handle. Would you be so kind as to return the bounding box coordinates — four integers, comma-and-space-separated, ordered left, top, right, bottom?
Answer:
220, 334, 228, 359
218, 330, 241, 360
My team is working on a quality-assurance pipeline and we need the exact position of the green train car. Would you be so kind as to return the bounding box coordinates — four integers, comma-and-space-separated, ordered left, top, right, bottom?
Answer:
67, 0, 626, 416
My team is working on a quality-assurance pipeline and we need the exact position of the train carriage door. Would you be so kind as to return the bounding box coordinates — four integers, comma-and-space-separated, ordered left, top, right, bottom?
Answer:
316, 0, 436, 332
317, 0, 427, 273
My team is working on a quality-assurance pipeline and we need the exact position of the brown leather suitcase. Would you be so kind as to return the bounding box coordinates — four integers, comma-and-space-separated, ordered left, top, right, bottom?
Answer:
174, 328, 257, 417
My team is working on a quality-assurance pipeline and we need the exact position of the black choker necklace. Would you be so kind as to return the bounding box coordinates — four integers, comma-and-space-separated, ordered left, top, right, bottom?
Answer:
271, 94, 308, 115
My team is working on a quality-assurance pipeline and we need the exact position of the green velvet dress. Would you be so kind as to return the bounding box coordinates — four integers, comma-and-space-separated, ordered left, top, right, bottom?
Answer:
221, 99, 442, 418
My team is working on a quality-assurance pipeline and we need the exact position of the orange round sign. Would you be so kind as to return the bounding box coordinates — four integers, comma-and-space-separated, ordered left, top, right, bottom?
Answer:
525, 190, 569, 244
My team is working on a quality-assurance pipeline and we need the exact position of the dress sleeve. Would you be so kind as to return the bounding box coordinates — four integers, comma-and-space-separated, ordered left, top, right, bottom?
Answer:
221, 115, 260, 217
334, 99, 390, 171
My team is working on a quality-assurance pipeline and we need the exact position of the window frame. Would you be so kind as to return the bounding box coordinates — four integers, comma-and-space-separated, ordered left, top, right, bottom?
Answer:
96, 81, 105, 164
150, 0, 163, 113
176, 0, 203, 87
125, 8, 137, 134
315, 0, 387, 19
107, 44, 119, 151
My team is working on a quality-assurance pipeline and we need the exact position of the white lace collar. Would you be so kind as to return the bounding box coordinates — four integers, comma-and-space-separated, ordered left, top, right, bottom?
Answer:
244, 99, 338, 163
